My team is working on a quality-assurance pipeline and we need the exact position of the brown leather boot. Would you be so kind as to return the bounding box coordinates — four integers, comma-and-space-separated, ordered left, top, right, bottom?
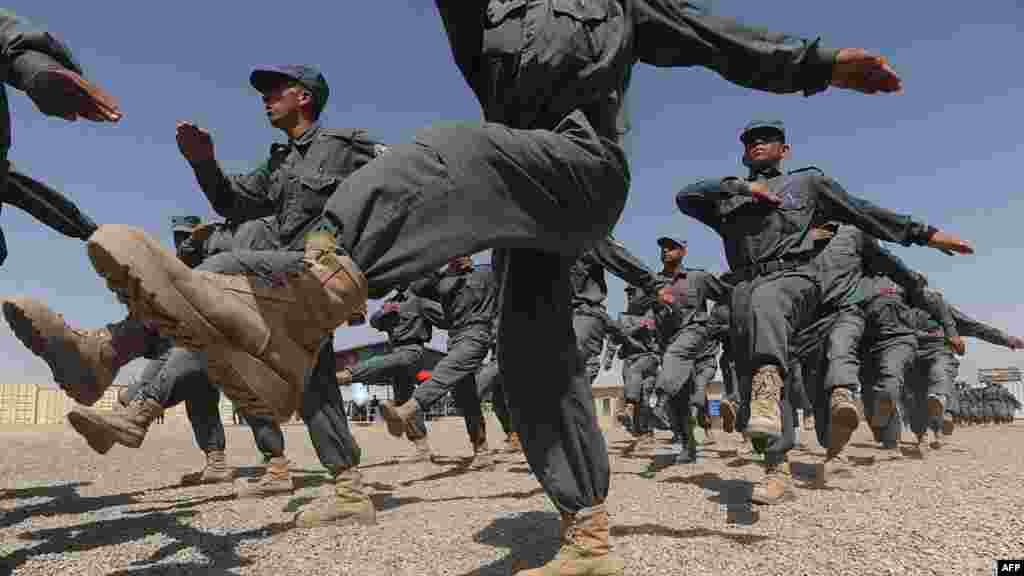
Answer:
85, 225, 368, 422
67, 396, 163, 450
294, 468, 376, 528
380, 398, 420, 438
2, 298, 150, 406
720, 399, 738, 433
504, 432, 522, 453
747, 366, 783, 437
235, 456, 293, 496
182, 450, 233, 486
515, 505, 624, 576
827, 387, 860, 459
750, 461, 793, 505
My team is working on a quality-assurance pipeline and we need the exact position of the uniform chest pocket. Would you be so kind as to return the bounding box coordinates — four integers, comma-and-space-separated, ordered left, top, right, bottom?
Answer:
547, 0, 611, 64
552, 0, 608, 22
299, 174, 339, 212
484, 0, 528, 56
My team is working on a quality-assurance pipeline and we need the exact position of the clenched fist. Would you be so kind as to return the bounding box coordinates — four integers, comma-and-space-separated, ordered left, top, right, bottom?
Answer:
176, 122, 215, 164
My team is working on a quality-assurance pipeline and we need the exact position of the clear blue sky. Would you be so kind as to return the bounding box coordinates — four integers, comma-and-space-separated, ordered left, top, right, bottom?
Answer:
2, 1, 1021, 387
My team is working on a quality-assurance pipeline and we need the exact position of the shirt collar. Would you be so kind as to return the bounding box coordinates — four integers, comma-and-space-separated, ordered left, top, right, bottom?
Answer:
290, 122, 321, 149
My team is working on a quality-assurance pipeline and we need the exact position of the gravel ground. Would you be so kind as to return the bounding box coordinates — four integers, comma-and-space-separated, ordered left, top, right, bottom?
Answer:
1, 416, 1022, 575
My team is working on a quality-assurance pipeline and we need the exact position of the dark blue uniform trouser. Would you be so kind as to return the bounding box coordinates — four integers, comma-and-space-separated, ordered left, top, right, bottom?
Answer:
349, 343, 428, 439
413, 324, 491, 445
475, 358, 513, 437
731, 268, 821, 460
126, 346, 285, 458
197, 116, 627, 514
907, 341, 958, 435
573, 308, 607, 386
621, 352, 658, 434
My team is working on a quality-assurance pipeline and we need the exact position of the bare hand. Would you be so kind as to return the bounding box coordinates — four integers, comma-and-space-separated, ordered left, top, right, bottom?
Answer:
640, 318, 656, 330
810, 227, 836, 242
1009, 336, 1024, 351
188, 222, 217, 244
176, 122, 215, 164
748, 181, 782, 206
29, 67, 122, 122
927, 230, 974, 255
657, 286, 674, 306
348, 303, 368, 326
832, 49, 903, 95
948, 335, 966, 356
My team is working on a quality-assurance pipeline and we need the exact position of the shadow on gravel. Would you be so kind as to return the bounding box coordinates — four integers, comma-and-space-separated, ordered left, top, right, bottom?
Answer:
0, 486, 148, 530
398, 462, 480, 487
612, 523, 770, 544
0, 481, 90, 501
120, 494, 237, 516
457, 510, 562, 575
234, 466, 325, 479
4, 508, 293, 574
659, 472, 760, 525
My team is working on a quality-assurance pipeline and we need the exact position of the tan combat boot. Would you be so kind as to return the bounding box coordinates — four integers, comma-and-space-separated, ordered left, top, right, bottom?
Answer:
720, 398, 738, 433
294, 468, 376, 528
631, 431, 656, 452
67, 396, 163, 451
235, 456, 293, 496
750, 461, 793, 505
408, 435, 433, 463
85, 225, 368, 422
827, 387, 860, 459
380, 398, 420, 438
336, 368, 353, 386
615, 403, 634, 430
468, 425, 496, 470
747, 366, 783, 437
182, 450, 233, 485
2, 297, 149, 406
515, 504, 625, 576
504, 432, 522, 453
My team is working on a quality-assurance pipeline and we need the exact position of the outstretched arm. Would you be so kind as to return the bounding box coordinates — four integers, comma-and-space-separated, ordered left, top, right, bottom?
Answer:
633, 1, 900, 96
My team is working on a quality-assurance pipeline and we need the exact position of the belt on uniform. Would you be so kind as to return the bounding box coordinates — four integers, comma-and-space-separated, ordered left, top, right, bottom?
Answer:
724, 253, 816, 284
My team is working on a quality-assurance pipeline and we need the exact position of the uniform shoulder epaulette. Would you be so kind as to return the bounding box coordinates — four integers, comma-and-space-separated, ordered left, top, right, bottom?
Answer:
321, 128, 391, 157
319, 128, 368, 141
788, 166, 824, 176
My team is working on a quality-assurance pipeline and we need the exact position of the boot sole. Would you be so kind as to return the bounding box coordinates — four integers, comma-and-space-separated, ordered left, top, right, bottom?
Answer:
67, 411, 123, 453
69, 408, 146, 448
2, 300, 105, 406
829, 402, 860, 455
379, 403, 408, 438
88, 226, 298, 422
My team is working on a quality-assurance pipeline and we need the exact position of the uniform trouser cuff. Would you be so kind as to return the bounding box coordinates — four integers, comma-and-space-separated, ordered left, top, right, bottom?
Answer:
574, 502, 606, 520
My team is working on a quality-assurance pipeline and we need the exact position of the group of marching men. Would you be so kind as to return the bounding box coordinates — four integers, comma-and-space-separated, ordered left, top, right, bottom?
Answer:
4, 5, 1021, 575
